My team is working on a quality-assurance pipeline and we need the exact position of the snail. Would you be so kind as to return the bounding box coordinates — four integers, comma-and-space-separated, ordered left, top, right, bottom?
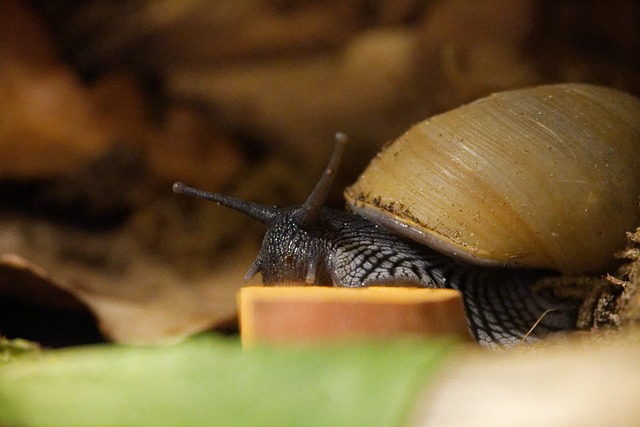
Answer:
173, 83, 640, 347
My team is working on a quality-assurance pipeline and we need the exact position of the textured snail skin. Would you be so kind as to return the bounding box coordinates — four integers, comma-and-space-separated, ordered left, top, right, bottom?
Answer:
250, 206, 578, 347
345, 83, 640, 274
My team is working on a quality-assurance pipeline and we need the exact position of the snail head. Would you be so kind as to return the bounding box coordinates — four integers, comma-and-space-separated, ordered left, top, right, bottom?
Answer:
173, 133, 347, 285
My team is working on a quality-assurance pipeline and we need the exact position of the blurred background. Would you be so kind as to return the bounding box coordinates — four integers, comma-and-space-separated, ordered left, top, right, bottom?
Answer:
1, 0, 639, 346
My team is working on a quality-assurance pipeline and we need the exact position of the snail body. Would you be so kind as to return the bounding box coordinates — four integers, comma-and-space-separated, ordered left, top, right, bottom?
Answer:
174, 83, 640, 347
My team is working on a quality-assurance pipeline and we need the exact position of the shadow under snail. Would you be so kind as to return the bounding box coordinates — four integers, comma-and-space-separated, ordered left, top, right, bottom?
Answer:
173, 83, 640, 347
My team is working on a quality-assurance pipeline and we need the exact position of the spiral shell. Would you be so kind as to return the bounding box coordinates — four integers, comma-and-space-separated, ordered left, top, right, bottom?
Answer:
345, 83, 640, 274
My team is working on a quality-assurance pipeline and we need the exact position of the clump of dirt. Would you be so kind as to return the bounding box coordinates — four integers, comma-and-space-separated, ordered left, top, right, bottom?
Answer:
576, 227, 640, 332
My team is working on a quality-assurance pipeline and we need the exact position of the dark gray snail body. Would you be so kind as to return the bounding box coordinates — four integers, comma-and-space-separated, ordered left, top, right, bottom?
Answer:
174, 83, 640, 347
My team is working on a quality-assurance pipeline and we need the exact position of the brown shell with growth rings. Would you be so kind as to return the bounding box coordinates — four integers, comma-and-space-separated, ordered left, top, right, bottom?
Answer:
345, 83, 640, 274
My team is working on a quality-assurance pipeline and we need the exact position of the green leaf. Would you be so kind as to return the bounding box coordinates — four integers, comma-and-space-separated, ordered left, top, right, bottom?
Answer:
0, 334, 457, 427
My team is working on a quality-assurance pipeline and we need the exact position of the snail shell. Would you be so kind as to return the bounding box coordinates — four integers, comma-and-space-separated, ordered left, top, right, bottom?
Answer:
345, 83, 640, 274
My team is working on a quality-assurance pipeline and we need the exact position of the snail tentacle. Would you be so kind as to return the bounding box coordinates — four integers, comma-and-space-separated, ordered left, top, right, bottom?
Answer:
172, 182, 278, 225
